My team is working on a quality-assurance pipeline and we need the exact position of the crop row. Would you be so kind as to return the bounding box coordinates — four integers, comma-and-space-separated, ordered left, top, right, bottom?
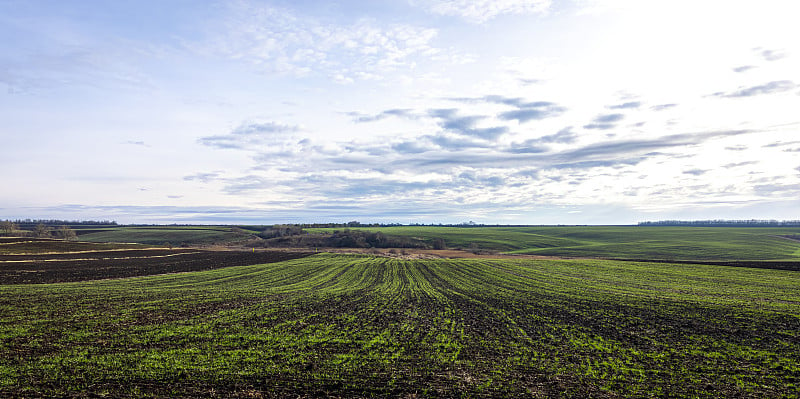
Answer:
1, 254, 799, 397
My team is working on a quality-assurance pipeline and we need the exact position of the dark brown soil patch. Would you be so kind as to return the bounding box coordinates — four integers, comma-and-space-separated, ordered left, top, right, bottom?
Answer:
0, 250, 313, 284
611, 258, 800, 272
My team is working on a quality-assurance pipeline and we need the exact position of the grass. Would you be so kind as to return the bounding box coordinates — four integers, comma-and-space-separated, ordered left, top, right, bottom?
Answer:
2, 254, 799, 397
308, 226, 800, 260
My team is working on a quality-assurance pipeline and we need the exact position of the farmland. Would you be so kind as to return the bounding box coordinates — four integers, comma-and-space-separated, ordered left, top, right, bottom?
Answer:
0, 238, 311, 284
2, 239, 799, 397
70, 224, 800, 261
77, 225, 253, 246
307, 225, 800, 261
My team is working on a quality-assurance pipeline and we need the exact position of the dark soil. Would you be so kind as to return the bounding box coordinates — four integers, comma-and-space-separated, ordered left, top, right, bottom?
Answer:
0, 238, 144, 254
0, 249, 198, 262
613, 258, 800, 272
0, 250, 313, 284
0, 237, 44, 243
0, 248, 198, 261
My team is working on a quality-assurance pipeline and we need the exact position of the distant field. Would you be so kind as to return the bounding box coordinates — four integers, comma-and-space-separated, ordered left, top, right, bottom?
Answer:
1, 253, 798, 397
70, 225, 800, 261
0, 237, 310, 284
0, 237, 145, 255
308, 226, 800, 261
77, 226, 250, 246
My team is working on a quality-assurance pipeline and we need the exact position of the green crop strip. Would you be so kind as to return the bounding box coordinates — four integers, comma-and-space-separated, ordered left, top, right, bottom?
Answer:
77, 226, 248, 246
1, 254, 799, 397
308, 225, 800, 260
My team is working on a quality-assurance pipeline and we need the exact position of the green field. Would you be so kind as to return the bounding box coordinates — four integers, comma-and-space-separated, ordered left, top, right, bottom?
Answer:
72, 225, 800, 261
2, 254, 798, 397
77, 226, 251, 246
308, 226, 800, 260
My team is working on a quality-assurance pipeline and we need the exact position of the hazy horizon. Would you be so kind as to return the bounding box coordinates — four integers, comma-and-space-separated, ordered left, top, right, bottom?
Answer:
3, 1, 799, 225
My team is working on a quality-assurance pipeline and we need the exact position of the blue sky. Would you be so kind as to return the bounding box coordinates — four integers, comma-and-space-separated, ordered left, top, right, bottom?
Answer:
2, 0, 800, 224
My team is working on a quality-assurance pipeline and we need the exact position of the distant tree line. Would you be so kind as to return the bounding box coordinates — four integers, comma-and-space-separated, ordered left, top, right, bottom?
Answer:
7, 219, 117, 225
235, 222, 403, 231
255, 221, 490, 228
9, 219, 117, 232
242, 222, 596, 229
298, 221, 400, 228
639, 220, 800, 227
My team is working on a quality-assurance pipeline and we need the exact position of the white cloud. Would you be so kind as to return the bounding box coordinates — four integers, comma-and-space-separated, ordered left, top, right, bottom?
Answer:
4, 0, 800, 224
197, 2, 439, 81
413, 0, 552, 23
198, 121, 304, 151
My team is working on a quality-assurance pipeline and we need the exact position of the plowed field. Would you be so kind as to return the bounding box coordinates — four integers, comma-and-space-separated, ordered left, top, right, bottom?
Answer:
0, 249, 313, 284
0, 238, 145, 255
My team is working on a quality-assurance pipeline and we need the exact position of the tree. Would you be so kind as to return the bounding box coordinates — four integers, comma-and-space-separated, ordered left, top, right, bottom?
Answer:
432, 237, 446, 250
260, 225, 304, 239
33, 223, 51, 238
1, 221, 18, 236
57, 225, 77, 241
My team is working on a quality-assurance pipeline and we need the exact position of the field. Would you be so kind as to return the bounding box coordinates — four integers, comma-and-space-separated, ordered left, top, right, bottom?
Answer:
0, 237, 146, 255
77, 225, 252, 246
0, 238, 311, 284
74, 225, 800, 261
2, 239, 799, 397
308, 226, 800, 261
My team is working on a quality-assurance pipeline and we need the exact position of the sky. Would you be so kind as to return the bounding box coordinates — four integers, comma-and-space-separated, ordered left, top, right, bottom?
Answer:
2, 0, 800, 225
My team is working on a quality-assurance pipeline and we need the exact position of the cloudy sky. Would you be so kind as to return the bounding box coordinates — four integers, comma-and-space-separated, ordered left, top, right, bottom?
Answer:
2, 0, 800, 224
